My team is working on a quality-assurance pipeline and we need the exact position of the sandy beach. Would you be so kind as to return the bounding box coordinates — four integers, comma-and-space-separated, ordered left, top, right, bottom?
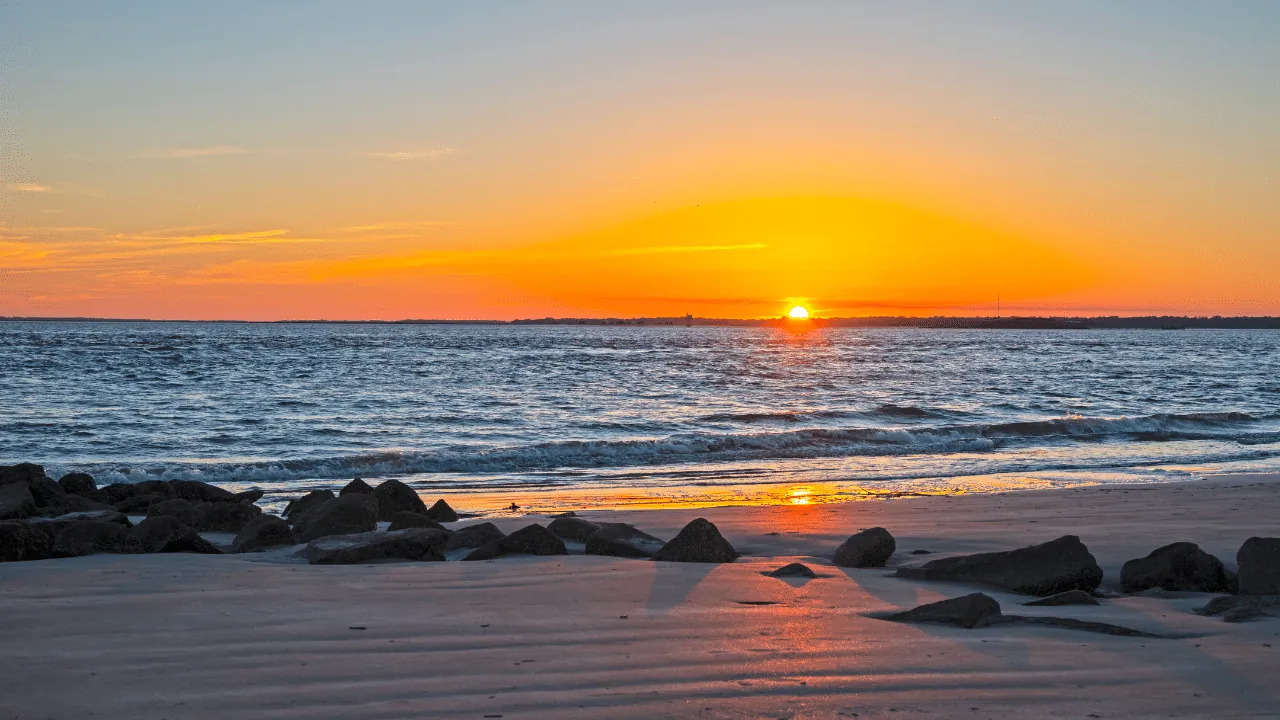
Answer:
2, 473, 1278, 719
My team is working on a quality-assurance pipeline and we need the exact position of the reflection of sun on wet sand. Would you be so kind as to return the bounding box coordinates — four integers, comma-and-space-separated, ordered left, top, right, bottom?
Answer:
1, 472, 1279, 718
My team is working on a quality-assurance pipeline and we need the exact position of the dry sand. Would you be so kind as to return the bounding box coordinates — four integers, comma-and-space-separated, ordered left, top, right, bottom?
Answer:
2, 473, 1279, 719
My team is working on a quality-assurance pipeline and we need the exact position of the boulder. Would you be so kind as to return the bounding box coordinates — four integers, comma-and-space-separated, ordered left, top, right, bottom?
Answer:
30, 510, 132, 532
1237, 537, 1280, 595
57, 494, 114, 514
232, 514, 296, 552
833, 527, 896, 568
1195, 594, 1280, 619
28, 476, 68, 510
387, 511, 445, 532
895, 535, 1103, 596
463, 523, 567, 561
372, 479, 427, 521
113, 493, 168, 514
765, 562, 817, 578
233, 489, 265, 504
130, 516, 221, 554
446, 522, 504, 551
425, 498, 459, 523
294, 494, 379, 543
547, 516, 601, 542
0, 520, 54, 562
300, 529, 448, 564
194, 501, 261, 533
100, 483, 143, 504
339, 478, 375, 496
1120, 542, 1235, 593
889, 593, 1004, 629
170, 480, 236, 503
651, 518, 738, 563
0, 482, 36, 520
52, 520, 147, 557
585, 523, 665, 558
283, 489, 336, 522
0, 463, 46, 485
58, 472, 97, 496
147, 499, 200, 526
1023, 589, 1099, 606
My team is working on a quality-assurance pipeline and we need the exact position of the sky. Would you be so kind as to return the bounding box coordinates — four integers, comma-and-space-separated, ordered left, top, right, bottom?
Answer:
1, 1, 1277, 320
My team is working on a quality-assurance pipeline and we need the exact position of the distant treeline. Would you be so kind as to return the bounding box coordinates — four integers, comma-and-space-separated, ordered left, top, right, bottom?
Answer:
4, 316, 1280, 329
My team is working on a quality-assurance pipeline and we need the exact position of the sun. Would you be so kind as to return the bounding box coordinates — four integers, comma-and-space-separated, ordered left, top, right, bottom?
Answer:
788, 305, 810, 319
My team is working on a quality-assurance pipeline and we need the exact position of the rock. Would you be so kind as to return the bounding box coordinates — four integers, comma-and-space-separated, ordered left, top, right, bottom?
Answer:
911, 549, 933, 555
113, 493, 168, 514
57, 494, 114, 514
232, 514, 296, 552
294, 494, 379, 543
300, 529, 448, 564
1224, 606, 1267, 623
889, 593, 1004, 629
170, 480, 237, 503
0, 463, 46, 485
28, 476, 67, 510
463, 523, 567, 561
547, 516, 602, 542
372, 479, 427, 521
585, 523, 665, 558
895, 535, 1103, 596
387, 511, 445, 532
1120, 542, 1235, 593
99, 483, 143, 504
234, 489, 265, 504
0, 520, 54, 561
425, 499, 459, 522
651, 518, 738, 563
339, 478, 375, 496
147, 498, 200, 526
446, 522, 504, 550
283, 489, 336, 521
1016, 616, 1158, 637
58, 472, 97, 496
833, 527, 896, 568
0, 482, 36, 520
1195, 594, 1280, 619
131, 516, 221, 554
765, 562, 817, 578
30, 510, 132, 530
194, 501, 261, 532
52, 520, 147, 557
1023, 589, 1099, 606
1238, 537, 1280, 595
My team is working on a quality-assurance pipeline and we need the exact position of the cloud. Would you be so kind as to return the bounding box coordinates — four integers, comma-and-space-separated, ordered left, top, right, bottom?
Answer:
140, 146, 249, 159
6, 183, 53, 193
612, 243, 768, 256
362, 147, 457, 161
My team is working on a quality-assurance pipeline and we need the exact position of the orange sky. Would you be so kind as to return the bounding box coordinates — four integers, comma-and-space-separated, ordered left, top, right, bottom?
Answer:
2, 4, 1277, 320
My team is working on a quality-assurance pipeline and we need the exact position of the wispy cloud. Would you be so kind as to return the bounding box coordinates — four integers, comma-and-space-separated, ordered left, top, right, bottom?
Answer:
140, 146, 249, 159
6, 183, 54, 193
362, 147, 457, 161
612, 243, 768, 256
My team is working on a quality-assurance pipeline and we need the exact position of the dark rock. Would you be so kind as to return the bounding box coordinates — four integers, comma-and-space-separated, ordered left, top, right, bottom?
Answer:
294, 494, 379, 543
1120, 542, 1235, 593
1238, 537, 1280, 595
28, 476, 68, 510
170, 479, 236, 503
888, 593, 1004, 629
547, 516, 602, 542
283, 489, 336, 521
585, 523, 665, 558
100, 483, 143, 504
1023, 589, 1099, 606
234, 489, 265, 504
765, 562, 817, 578
0, 482, 36, 520
113, 493, 167, 514
425, 499, 459, 523
300, 529, 448, 564
651, 518, 738, 563
833, 527, 896, 568
194, 501, 261, 532
58, 472, 97, 496
57, 494, 113, 514
0, 520, 54, 562
1015, 616, 1158, 637
895, 535, 1103, 596
387, 511, 445, 532
463, 523, 567, 560
147, 498, 200, 526
1224, 606, 1267, 623
0, 463, 46, 486
911, 549, 933, 555
52, 521, 147, 557
372, 479, 427, 521
30, 510, 132, 531
446, 522, 504, 551
131, 516, 221, 554
1195, 594, 1280, 619
232, 514, 296, 552
339, 478, 375, 496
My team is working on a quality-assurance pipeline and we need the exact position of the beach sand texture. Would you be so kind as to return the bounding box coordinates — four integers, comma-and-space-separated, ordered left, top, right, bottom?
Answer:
2, 474, 1278, 719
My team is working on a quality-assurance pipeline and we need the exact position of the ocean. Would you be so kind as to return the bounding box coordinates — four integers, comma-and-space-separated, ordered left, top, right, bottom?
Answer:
3, 321, 1279, 513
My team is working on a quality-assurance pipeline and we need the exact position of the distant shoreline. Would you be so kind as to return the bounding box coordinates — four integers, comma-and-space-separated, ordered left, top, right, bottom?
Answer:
3, 315, 1280, 329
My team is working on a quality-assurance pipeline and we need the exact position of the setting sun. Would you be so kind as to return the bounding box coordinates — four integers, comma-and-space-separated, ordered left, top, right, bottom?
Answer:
788, 306, 810, 319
